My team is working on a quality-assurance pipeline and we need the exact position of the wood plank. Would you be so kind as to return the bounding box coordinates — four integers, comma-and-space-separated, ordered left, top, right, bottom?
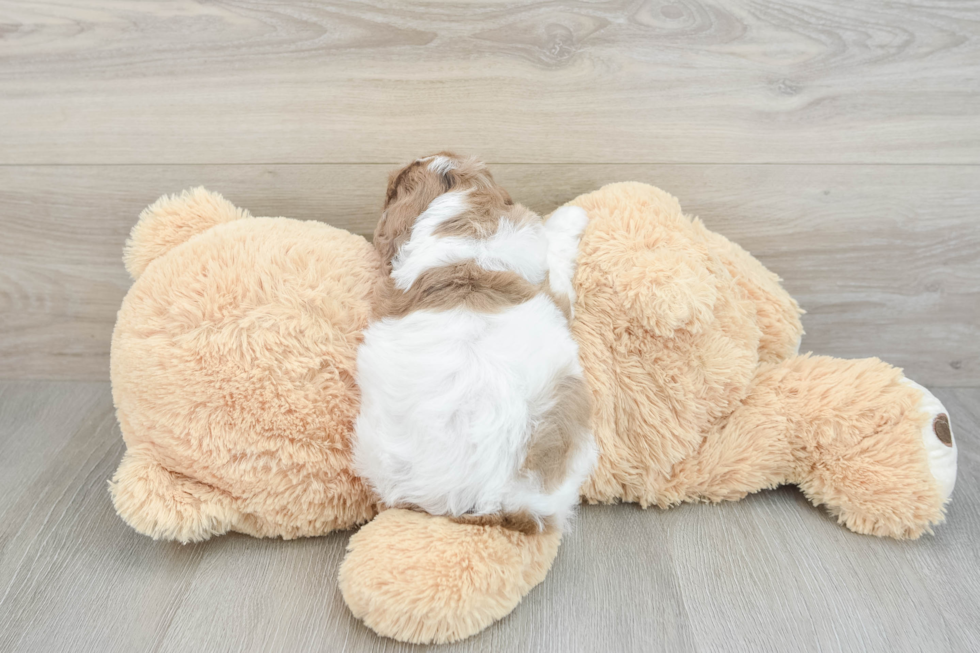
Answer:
2, 163, 977, 384
1, 0, 978, 165
0, 381, 978, 652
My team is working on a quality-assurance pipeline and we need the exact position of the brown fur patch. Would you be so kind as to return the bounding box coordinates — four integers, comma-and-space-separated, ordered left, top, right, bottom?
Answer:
549, 291, 572, 321
387, 502, 553, 535
523, 375, 592, 492
541, 272, 573, 321
934, 413, 953, 446
378, 261, 540, 319
431, 179, 518, 239
374, 153, 523, 271
451, 510, 555, 535
374, 153, 459, 272
372, 153, 557, 319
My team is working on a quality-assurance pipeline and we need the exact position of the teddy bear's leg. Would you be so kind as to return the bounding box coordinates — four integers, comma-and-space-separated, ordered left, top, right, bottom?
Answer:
109, 445, 241, 544
784, 358, 957, 538
670, 355, 957, 539
338, 509, 561, 644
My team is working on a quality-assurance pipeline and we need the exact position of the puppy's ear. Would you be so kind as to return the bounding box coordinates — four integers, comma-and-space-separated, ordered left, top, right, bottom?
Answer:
425, 152, 463, 192
373, 206, 413, 273
385, 160, 422, 208
442, 155, 506, 198
441, 167, 459, 192
498, 185, 514, 206
375, 158, 441, 272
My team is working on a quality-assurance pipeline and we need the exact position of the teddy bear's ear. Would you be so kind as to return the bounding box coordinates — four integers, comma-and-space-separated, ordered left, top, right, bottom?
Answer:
123, 187, 250, 280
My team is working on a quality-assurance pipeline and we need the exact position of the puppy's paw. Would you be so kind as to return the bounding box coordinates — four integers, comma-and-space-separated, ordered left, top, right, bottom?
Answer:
546, 206, 589, 241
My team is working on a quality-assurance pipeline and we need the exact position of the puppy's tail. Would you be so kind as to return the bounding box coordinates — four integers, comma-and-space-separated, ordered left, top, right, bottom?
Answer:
123, 187, 250, 280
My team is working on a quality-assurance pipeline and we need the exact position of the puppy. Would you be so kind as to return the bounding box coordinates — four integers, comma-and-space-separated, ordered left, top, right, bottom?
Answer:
353, 153, 597, 534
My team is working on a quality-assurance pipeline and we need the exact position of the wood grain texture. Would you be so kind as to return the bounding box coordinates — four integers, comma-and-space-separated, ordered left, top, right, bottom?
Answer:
0, 381, 978, 652
2, 1, 978, 649
2, 163, 977, 384
1, 0, 979, 164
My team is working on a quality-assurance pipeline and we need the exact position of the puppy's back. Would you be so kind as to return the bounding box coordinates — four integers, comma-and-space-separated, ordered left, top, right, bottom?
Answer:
355, 153, 596, 533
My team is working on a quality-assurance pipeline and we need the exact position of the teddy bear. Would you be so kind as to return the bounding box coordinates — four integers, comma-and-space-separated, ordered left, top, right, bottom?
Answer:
108, 172, 958, 644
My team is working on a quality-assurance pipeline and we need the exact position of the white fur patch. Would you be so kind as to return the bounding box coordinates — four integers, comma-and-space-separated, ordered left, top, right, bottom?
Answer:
390, 192, 550, 291
354, 295, 597, 529
901, 378, 957, 500
425, 155, 457, 175
544, 206, 589, 316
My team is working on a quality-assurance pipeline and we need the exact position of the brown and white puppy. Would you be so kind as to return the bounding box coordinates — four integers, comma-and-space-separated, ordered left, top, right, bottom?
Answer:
353, 153, 596, 533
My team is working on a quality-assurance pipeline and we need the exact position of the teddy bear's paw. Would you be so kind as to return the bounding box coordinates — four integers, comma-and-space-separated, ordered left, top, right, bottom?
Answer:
901, 378, 957, 501
109, 447, 239, 544
338, 508, 561, 644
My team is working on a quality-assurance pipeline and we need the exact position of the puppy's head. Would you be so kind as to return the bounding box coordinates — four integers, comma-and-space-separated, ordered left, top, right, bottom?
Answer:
374, 152, 514, 270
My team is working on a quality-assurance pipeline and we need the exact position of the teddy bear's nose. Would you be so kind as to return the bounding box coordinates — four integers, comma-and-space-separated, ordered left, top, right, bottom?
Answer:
934, 413, 953, 447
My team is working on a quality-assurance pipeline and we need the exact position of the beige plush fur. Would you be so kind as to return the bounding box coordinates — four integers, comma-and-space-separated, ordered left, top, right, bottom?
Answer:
111, 188, 381, 542
567, 183, 945, 538
338, 508, 561, 644
109, 179, 955, 645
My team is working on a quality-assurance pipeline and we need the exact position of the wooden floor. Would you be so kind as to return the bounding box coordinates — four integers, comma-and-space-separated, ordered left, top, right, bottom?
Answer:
0, 380, 977, 652
2, 1, 979, 651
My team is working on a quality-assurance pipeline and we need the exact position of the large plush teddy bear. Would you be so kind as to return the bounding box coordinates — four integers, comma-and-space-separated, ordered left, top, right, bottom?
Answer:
109, 172, 958, 644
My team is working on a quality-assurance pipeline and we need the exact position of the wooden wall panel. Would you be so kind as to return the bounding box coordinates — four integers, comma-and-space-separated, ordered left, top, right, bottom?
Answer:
1, 0, 978, 165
